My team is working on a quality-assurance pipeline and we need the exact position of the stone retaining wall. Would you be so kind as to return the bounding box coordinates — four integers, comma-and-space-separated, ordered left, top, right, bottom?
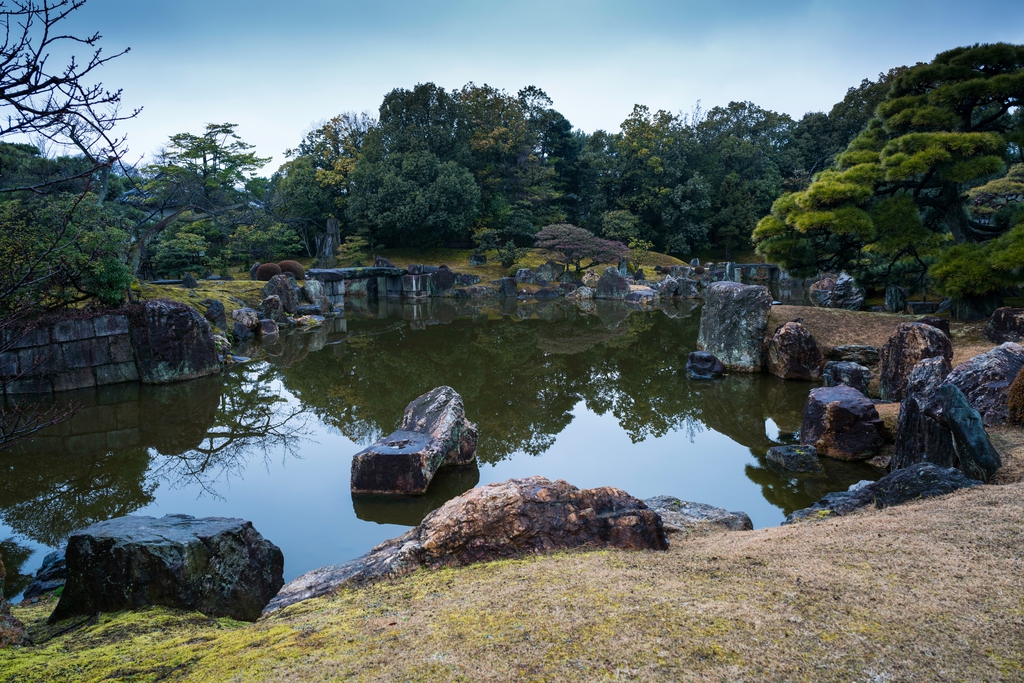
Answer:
1, 313, 138, 395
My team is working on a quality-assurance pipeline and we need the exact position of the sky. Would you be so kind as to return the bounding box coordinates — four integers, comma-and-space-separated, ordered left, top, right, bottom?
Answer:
47, 0, 1024, 172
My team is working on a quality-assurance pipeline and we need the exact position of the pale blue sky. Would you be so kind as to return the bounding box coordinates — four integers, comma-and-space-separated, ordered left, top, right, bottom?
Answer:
57, 0, 1024, 171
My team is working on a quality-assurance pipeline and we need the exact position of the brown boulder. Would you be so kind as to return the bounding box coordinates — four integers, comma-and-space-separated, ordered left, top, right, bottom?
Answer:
879, 322, 953, 401
263, 273, 301, 314
266, 477, 666, 613
766, 322, 823, 380
800, 385, 885, 460
945, 342, 1024, 426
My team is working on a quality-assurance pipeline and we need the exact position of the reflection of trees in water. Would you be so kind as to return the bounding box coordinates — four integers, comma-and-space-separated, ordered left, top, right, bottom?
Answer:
148, 364, 311, 499
1, 537, 37, 597
0, 368, 311, 547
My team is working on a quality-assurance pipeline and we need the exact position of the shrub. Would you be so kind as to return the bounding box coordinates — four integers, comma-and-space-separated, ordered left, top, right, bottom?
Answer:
278, 260, 305, 280
256, 263, 282, 281
1009, 366, 1024, 426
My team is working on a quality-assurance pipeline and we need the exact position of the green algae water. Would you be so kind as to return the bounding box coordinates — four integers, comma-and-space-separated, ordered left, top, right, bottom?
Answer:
0, 299, 881, 596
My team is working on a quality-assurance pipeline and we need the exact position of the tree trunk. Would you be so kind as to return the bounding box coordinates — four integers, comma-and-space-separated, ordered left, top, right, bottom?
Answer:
128, 209, 188, 277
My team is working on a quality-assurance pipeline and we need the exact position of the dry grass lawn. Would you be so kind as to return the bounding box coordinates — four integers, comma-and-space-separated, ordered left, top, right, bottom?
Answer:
3, 429, 1023, 682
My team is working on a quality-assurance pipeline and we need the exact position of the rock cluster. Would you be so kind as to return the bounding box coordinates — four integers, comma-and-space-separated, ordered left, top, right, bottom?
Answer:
267, 477, 667, 612
696, 282, 773, 372
50, 514, 283, 623
808, 272, 864, 310
351, 386, 478, 495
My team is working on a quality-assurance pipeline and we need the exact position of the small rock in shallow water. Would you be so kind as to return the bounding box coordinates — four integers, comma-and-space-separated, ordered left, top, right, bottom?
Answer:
686, 351, 725, 380
766, 445, 823, 473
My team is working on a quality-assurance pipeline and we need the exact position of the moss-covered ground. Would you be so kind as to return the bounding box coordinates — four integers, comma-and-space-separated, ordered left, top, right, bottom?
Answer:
3, 430, 1023, 682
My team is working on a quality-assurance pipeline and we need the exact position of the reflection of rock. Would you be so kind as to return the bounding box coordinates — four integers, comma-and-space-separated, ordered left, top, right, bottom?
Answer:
267, 477, 666, 612
351, 387, 478, 495
352, 466, 480, 526
695, 375, 773, 451
801, 386, 884, 460
51, 514, 284, 623
945, 342, 1024, 426
696, 282, 772, 372
644, 496, 752, 533
879, 322, 952, 401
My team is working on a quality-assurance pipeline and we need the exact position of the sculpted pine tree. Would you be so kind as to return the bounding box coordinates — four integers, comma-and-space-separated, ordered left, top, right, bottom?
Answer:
753, 43, 1024, 314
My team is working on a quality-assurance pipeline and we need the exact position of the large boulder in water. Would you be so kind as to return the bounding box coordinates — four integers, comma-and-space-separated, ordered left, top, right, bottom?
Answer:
351, 386, 478, 495
766, 322, 823, 380
945, 342, 1024, 426
266, 476, 667, 612
643, 496, 752, 533
696, 281, 773, 372
800, 385, 884, 460
879, 322, 953, 401
127, 300, 221, 384
940, 383, 1002, 482
985, 307, 1024, 343
49, 514, 283, 623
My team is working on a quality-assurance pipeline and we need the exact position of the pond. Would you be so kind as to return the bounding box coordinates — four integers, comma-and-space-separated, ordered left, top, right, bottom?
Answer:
0, 298, 882, 598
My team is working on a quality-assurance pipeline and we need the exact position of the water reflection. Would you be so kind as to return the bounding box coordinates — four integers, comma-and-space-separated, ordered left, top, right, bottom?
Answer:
1, 298, 883, 589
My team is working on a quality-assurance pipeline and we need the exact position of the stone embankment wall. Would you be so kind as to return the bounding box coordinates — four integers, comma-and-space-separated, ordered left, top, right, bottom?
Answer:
1, 313, 138, 395
2, 300, 221, 396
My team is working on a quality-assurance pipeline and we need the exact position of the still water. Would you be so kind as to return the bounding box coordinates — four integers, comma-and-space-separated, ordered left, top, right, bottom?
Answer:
0, 298, 881, 597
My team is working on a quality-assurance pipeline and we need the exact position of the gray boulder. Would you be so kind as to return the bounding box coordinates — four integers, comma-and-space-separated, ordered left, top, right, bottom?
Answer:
200, 298, 227, 333
893, 357, 957, 472
945, 342, 1024, 425
49, 514, 283, 623
766, 445, 823, 473
260, 295, 285, 323
644, 496, 752, 533
498, 277, 518, 298
230, 307, 259, 330
696, 281, 773, 372
784, 480, 876, 524
594, 270, 630, 300
940, 383, 1002, 482
660, 275, 700, 299
823, 361, 871, 395
873, 462, 981, 508
351, 386, 478, 495
534, 261, 564, 283
985, 308, 1024, 343
262, 273, 301, 314
885, 284, 907, 313
514, 268, 535, 285
809, 272, 864, 310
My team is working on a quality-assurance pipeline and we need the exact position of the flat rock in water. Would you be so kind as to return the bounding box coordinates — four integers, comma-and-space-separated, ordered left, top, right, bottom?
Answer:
50, 514, 283, 623
945, 342, 1024, 426
766, 445, 823, 473
266, 476, 666, 613
696, 281, 773, 372
644, 496, 752, 533
801, 385, 885, 460
351, 386, 478, 494
879, 322, 953, 401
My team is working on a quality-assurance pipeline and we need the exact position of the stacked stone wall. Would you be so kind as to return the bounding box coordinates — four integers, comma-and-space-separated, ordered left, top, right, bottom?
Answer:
1, 313, 138, 395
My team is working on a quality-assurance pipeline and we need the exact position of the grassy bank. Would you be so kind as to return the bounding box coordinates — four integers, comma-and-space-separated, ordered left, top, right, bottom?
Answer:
3, 431, 1022, 681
